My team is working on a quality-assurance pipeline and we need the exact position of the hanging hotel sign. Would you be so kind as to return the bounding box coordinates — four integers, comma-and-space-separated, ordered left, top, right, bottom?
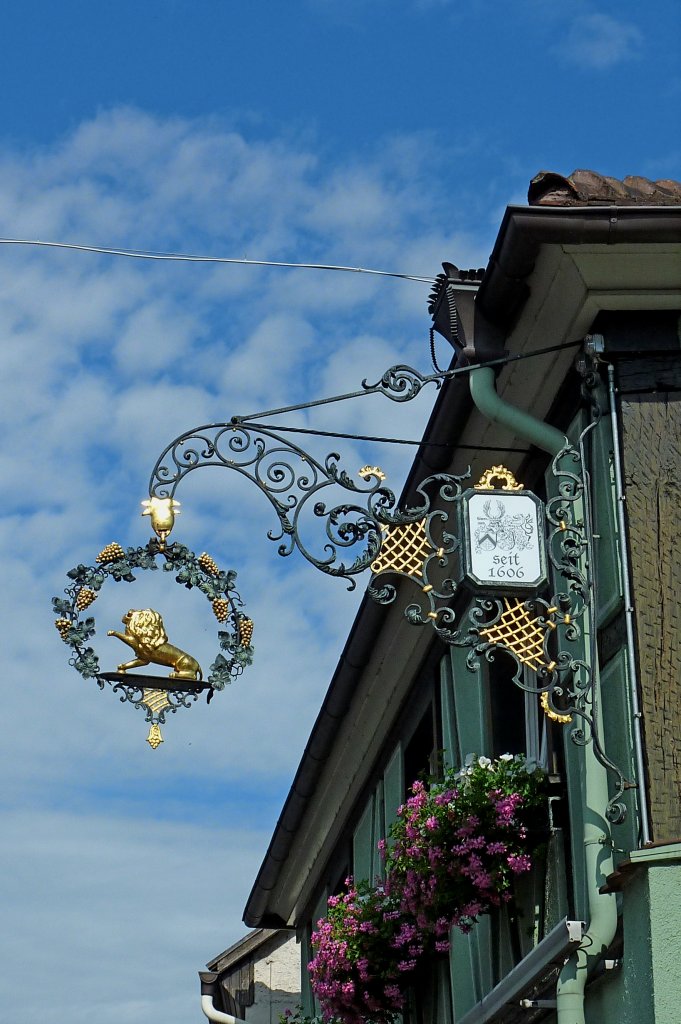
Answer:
53, 499, 254, 749
460, 471, 547, 594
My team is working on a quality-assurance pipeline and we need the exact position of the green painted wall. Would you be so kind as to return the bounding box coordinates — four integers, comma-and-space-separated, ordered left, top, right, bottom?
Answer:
582, 859, 681, 1023
649, 862, 681, 1023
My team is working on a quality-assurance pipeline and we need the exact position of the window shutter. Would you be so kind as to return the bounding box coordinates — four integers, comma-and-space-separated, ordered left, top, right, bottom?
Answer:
383, 743, 404, 849
353, 798, 375, 884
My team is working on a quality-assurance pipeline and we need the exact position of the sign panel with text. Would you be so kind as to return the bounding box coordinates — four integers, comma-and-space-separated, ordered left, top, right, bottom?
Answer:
461, 489, 547, 593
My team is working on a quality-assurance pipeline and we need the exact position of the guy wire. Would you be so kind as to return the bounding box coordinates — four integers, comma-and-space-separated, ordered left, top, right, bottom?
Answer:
234, 339, 583, 423
243, 421, 530, 453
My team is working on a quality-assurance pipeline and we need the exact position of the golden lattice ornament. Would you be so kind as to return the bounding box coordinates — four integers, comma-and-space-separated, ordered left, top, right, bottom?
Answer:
371, 520, 436, 580
141, 688, 172, 715
479, 598, 556, 673
141, 692, 171, 749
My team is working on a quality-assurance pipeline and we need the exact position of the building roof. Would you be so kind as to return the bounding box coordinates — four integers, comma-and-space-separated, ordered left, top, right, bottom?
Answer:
207, 928, 282, 973
529, 169, 681, 207
243, 178, 681, 930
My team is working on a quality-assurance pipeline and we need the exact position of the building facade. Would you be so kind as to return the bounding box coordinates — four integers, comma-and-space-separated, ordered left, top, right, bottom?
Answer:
202, 928, 301, 1024
242, 172, 681, 1024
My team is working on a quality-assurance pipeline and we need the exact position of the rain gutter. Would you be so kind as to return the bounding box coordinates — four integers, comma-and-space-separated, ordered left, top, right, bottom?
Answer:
606, 362, 651, 846
473, 205, 681, 362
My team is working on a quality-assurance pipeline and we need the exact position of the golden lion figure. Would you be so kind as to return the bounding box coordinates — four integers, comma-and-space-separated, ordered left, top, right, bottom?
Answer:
108, 609, 203, 681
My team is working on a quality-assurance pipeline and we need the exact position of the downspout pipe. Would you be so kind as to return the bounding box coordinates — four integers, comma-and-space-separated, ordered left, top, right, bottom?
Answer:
554, 737, 617, 1024
553, 396, 617, 1024
468, 364, 567, 457
200, 972, 247, 1024
468, 358, 617, 1024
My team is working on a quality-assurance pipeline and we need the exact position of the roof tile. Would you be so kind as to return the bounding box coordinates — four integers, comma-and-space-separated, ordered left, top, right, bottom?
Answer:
529, 169, 681, 206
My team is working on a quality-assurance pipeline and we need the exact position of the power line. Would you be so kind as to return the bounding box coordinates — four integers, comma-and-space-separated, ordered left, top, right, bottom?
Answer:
0, 237, 435, 284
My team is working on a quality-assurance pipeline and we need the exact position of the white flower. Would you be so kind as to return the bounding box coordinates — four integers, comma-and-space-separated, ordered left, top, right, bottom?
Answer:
499, 753, 514, 762
478, 756, 492, 769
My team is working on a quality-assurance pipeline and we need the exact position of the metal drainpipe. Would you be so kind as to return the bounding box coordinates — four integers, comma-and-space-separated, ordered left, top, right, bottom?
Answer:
468, 362, 617, 1024
199, 972, 247, 1024
468, 365, 567, 456
606, 363, 650, 846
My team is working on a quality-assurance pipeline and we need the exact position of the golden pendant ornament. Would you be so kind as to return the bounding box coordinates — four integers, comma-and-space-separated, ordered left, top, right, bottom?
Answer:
146, 723, 164, 749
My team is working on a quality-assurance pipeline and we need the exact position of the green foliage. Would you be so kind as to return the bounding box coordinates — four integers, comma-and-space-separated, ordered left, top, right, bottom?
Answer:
280, 1009, 335, 1024
72, 646, 100, 679
207, 653, 235, 690
52, 597, 72, 617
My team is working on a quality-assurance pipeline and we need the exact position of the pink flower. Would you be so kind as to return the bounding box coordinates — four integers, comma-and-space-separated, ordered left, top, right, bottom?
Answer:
508, 853, 532, 874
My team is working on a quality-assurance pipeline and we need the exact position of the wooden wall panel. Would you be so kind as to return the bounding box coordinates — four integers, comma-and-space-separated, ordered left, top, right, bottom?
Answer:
619, 391, 681, 841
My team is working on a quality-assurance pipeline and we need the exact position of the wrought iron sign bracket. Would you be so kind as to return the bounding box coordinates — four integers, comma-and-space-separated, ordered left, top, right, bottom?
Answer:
55, 355, 632, 812
139, 359, 630, 818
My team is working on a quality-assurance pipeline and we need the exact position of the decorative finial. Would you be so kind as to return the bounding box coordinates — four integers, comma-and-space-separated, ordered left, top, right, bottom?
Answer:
358, 465, 387, 482
141, 497, 181, 547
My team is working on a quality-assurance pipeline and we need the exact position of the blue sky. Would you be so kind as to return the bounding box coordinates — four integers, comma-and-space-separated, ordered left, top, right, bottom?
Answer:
0, 3, 679, 1024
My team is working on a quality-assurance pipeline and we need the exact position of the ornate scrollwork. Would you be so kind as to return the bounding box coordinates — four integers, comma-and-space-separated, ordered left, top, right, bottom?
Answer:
361, 364, 439, 403
149, 421, 405, 589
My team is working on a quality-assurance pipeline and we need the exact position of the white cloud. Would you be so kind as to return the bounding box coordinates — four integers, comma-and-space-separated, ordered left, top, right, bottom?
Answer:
0, 809, 269, 1024
558, 12, 643, 70
0, 106, 497, 1023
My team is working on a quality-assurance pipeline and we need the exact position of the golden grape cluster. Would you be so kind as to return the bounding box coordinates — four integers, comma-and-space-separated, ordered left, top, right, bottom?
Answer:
54, 618, 72, 640
239, 617, 254, 647
199, 552, 219, 576
76, 587, 97, 611
97, 542, 125, 563
212, 598, 230, 622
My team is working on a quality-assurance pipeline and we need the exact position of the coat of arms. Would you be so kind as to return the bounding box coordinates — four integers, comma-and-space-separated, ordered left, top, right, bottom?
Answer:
474, 499, 534, 553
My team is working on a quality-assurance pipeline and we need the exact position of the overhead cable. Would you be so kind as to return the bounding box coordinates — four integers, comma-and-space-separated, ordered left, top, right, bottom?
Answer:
0, 237, 435, 284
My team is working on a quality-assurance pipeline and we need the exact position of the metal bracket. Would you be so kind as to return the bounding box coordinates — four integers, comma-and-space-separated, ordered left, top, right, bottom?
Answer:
567, 920, 585, 944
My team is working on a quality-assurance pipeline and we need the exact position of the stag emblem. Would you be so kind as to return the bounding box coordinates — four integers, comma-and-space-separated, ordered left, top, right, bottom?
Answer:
475, 500, 533, 553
